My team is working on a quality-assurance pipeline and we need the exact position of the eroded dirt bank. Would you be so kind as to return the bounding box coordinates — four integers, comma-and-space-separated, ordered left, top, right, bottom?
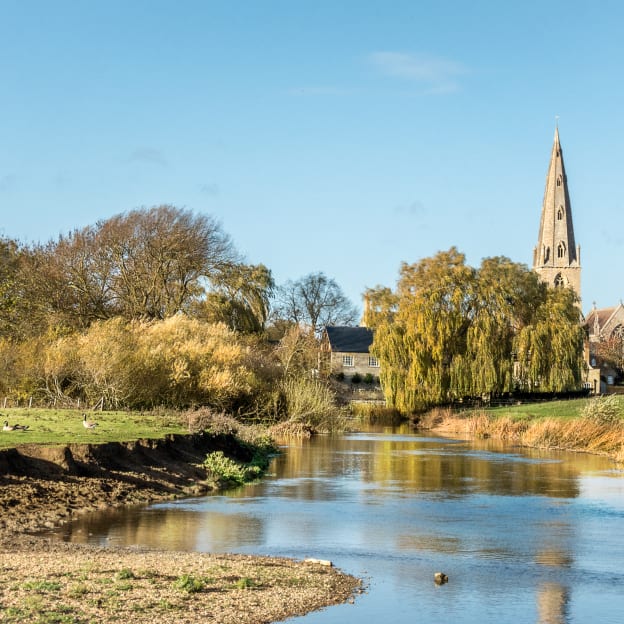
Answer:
0, 433, 240, 533
0, 434, 362, 623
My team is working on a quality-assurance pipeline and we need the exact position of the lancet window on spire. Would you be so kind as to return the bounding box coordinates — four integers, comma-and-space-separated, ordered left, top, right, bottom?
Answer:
554, 273, 565, 287
556, 175, 562, 187
557, 206, 564, 220
557, 242, 566, 258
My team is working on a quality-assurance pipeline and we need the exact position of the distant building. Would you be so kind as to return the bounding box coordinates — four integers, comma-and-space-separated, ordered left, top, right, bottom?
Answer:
319, 326, 379, 379
533, 127, 582, 299
585, 303, 624, 389
533, 127, 600, 392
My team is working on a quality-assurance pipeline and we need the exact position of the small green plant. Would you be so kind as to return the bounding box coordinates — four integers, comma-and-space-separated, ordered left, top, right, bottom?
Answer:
22, 580, 61, 592
116, 568, 135, 580
234, 577, 255, 589
174, 574, 204, 594
363, 373, 374, 384
204, 451, 254, 485
67, 583, 89, 598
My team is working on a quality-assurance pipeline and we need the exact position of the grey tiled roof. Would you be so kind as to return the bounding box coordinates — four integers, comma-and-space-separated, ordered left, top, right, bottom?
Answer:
325, 326, 373, 353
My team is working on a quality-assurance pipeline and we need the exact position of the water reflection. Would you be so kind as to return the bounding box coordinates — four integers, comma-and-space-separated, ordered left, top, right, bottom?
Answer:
50, 426, 624, 624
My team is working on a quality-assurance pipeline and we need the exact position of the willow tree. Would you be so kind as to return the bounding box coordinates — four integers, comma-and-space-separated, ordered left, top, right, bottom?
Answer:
374, 248, 475, 411
372, 249, 586, 412
451, 256, 546, 397
515, 286, 586, 391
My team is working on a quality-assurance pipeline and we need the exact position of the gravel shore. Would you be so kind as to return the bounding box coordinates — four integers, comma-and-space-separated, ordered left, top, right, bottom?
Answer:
0, 440, 362, 623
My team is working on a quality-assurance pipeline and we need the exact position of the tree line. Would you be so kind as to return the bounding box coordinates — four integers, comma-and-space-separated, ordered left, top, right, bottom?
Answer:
0, 205, 357, 418
0, 209, 587, 416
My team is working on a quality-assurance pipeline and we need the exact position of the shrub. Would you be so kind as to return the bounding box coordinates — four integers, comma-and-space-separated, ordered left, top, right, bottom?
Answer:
279, 376, 347, 432
351, 373, 362, 384
581, 394, 622, 425
363, 373, 374, 385
204, 451, 261, 485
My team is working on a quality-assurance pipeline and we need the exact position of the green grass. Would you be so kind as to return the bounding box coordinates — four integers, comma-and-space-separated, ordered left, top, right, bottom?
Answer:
0, 408, 188, 449
485, 398, 592, 421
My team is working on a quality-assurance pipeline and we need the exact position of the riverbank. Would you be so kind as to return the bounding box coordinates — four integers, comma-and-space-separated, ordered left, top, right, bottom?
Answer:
418, 402, 624, 462
0, 434, 361, 623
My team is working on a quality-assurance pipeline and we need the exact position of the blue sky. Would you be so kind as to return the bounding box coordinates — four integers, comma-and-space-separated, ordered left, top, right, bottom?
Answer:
1, 0, 622, 316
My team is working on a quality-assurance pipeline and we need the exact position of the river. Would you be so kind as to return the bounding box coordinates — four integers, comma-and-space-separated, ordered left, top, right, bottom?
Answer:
50, 426, 624, 623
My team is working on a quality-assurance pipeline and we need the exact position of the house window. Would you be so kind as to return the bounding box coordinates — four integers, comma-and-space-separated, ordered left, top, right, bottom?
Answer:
368, 356, 380, 367
342, 355, 354, 367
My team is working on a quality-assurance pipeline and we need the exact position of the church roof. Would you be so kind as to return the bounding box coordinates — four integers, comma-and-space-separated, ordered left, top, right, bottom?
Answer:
324, 326, 374, 353
586, 304, 624, 335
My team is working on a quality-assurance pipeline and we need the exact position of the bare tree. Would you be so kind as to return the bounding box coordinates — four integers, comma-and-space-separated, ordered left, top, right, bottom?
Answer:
273, 272, 358, 337
20, 205, 241, 329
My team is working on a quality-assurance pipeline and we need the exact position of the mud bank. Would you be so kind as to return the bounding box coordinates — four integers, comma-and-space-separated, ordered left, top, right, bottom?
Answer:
0, 432, 248, 533
0, 433, 362, 623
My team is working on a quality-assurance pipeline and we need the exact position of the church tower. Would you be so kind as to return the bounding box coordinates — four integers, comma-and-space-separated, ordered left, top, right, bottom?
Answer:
533, 127, 581, 300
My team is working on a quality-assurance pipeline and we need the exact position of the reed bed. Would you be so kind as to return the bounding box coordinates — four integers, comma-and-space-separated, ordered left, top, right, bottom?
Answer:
425, 399, 624, 461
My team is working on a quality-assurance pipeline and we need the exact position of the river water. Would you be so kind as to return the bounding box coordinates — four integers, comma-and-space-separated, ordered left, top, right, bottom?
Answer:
51, 426, 624, 623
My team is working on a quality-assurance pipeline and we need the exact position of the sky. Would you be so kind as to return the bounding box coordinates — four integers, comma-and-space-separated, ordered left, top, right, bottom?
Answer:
1, 0, 623, 317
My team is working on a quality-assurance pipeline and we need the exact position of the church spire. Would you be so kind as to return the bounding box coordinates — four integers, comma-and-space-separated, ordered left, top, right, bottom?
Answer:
533, 127, 581, 300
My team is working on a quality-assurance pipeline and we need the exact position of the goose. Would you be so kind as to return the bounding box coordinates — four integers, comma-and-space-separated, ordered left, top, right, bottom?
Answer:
434, 572, 448, 585
3, 420, 29, 431
82, 413, 98, 429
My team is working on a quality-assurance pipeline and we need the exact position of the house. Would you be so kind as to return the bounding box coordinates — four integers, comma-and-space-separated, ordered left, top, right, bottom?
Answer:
319, 326, 379, 380
585, 303, 624, 389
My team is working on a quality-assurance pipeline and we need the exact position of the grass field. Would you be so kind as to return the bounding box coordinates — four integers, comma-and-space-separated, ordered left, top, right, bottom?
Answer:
486, 398, 589, 421
0, 408, 188, 449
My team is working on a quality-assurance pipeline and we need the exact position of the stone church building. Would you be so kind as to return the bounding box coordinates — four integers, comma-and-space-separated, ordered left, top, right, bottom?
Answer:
533, 127, 618, 392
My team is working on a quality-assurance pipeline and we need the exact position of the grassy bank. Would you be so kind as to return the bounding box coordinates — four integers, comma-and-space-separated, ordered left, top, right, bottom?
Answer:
0, 407, 188, 449
419, 395, 624, 462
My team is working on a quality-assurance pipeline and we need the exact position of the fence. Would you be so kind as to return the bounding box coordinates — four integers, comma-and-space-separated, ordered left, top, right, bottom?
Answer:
1, 396, 106, 411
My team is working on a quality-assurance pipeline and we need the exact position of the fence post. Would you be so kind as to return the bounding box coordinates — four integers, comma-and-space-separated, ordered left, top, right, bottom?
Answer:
28, 397, 33, 409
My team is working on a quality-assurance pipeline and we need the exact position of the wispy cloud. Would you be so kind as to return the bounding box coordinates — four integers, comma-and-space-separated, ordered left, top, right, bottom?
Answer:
369, 51, 467, 94
128, 147, 168, 167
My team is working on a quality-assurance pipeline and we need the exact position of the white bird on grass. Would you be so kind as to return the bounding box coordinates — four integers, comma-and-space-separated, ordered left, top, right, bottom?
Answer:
82, 414, 98, 429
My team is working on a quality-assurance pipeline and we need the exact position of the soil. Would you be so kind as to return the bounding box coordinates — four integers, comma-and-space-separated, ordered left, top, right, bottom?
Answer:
0, 434, 362, 622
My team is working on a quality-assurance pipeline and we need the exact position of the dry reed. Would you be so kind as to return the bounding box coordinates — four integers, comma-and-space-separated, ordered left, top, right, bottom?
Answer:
424, 407, 624, 461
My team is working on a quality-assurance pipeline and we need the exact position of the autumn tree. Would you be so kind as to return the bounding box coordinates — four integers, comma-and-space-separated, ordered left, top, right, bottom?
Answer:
273, 272, 358, 337
14, 205, 277, 333
0, 237, 22, 338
